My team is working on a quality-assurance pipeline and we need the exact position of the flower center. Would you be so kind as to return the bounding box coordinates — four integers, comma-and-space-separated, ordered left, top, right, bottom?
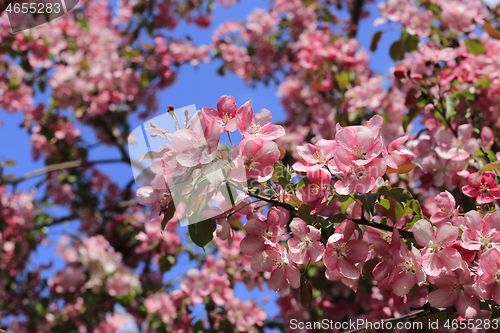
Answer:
428, 240, 442, 253
351, 145, 365, 159
450, 282, 465, 292
249, 122, 261, 134
480, 182, 490, 193
353, 165, 367, 179
302, 237, 312, 248
334, 242, 350, 257
312, 151, 322, 161
244, 156, 255, 170
480, 233, 493, 250
222, 113, 233, 124
400, 260, 416, 273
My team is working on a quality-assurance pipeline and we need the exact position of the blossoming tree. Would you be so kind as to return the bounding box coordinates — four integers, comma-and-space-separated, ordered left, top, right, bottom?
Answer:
3, 0, 500, 332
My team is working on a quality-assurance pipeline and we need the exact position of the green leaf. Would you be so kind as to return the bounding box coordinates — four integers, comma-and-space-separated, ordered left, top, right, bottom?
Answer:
370, 31, 383, 52
456, 90, 474, 101
338, 196, 355, 214
335, 71, 351, 91
193, 320, 205, 333
475, 78, 491, 89
159, 255, 176, 274
378, 198, 391, 210
404, 34, 419, 53
188, 219, 217, 249
390, 40, 405, 61
161, 203, 176, 235
330, 213, 347, 223
297, 177, 311, 189
465, 39, 486, 55
300, 275, 313, 309
377, 185, 413, 203
354, 193, 378, 216
396, 204, 413, 222
445, 94, 459, 122
408, 199, 423, 217
298, 204, 313, 224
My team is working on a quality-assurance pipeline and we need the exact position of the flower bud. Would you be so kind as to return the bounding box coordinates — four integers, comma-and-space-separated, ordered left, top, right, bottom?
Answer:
393, 66, 406, 79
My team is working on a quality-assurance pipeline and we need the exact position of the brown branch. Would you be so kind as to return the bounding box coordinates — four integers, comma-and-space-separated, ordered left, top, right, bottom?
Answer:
245, 192, 414, 239
348, 0, 365, 38
3, 157, 154, 186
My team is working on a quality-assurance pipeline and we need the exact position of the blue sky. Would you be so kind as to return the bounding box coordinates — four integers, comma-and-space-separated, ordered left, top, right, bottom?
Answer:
0, 0, 402, 331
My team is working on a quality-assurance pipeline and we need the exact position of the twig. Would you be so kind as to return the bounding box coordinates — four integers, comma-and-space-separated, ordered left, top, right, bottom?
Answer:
244, 192, 414, 239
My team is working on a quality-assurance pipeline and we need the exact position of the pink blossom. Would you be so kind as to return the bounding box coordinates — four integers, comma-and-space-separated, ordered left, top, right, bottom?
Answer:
435, 124, 479, 161
240, 209, 282, 255
202, 95, 242, 132
323, 220, 370, 279
430, 191, 460, 227
462, 172, 500, 204
331, 158, 386, 195
481, 126, 494, 149
296, 168, 331, 214
292, 139, 336, 172
239, 102, 285, 141
208, 274, 235, 305
172, 111, 221, 167
421, 154, 467, 189
230, 137, 280, 182
391, 230, 426, 297
412, 220, 461, 276
180, 268, 210, 303
144, 293, 177, 325
461, 211, 500, 253
287, 218, 324, 265
427, 261, 479, 319
226, 298, 266, 331
384, 135, 414, 169
251, 245, 300, 292
477, 248, 500, 304
334, 115, 384, 169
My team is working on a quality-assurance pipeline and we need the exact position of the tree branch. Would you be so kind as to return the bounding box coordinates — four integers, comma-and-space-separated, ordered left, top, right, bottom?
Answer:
245, 191, 414, 239
348, 0, 365, 38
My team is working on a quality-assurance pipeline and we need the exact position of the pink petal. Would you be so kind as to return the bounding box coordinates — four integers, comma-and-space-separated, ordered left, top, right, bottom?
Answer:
257, 124, 285, 141
253, 108, 272, 126
289, 218, 309, 239
285, 264, 301, 288
435, 223, 458, 247
392, 272, 415, 297
240, 235, 265, 255
268, 268, 287, 292
439, 247, 462, 271
217, 95, 237, 116
338, 257, 360, 279
346, 240, 370, 263
308, 242, 325, 262
297, 144, 320, 164
323, 248, 339, 271
456, 293, 479, 319
427, 287, 457, 308
422, 253, 443, 276
251, 250, 279, 272
412, 219, 435, 247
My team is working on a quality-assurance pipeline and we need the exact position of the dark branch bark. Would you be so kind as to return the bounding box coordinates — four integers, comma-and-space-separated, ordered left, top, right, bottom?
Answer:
245, 191, 414, 239
348, 0, 365, 38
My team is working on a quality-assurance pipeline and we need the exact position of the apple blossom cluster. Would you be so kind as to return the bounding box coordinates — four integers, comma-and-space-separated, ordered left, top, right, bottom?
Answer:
6, 0, 500, 331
